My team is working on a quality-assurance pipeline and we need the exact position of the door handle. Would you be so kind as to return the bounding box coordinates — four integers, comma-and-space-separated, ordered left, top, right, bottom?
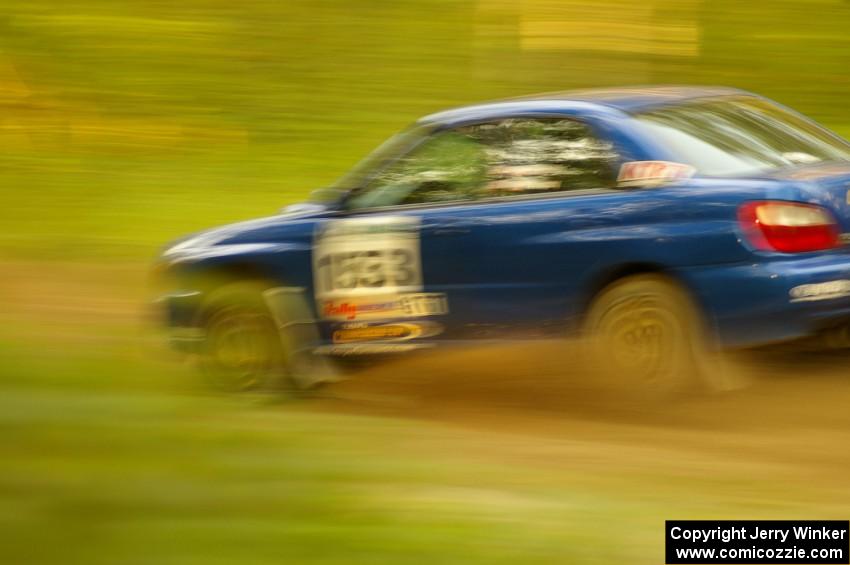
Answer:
433, 227, 470, 235
426, 220, 471, 236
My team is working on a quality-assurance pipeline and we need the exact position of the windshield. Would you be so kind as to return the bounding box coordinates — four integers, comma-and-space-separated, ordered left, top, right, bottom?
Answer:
327, 125, 431, 194
634, 97, 850, 177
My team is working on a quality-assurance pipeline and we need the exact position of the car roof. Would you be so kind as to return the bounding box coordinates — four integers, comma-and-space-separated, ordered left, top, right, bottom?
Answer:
419, 85, 751, 125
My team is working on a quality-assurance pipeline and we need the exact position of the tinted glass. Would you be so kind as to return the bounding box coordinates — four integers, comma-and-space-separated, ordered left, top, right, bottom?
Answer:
346, 118, 617, 210
635, 97, 850, 177
472, 118, 617, 197
345, 130, 488, 209
331, 125, 430, 192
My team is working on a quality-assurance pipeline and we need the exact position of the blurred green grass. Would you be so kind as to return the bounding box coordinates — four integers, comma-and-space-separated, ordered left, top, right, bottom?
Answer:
3, 2, 850, 563
3, 341, 849, 565
1, 0, 849, 260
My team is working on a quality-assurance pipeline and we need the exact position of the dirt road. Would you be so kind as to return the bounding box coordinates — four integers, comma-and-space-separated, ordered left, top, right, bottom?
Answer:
308, 340, 850, 500
5, 260, 850, 510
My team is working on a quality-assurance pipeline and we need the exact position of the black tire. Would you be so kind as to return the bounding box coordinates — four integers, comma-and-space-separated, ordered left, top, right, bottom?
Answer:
582, 274, 739, 398
198, 282, 291, 393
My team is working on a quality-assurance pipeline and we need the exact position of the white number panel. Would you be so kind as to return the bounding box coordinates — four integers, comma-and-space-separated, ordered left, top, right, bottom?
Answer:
313, 216, 423, 300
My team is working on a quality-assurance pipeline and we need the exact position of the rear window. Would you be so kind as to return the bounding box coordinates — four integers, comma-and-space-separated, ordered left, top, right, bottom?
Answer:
634, 97, 850, 177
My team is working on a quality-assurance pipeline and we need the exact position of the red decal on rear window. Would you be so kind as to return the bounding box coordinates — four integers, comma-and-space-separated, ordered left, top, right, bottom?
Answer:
617, 161, 695, 187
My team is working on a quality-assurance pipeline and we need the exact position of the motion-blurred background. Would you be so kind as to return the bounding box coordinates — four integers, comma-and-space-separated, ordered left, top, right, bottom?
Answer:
2, 2, 850, 564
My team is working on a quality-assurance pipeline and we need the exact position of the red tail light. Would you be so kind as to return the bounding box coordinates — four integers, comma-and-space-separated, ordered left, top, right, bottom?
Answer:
738, 201, 840, 253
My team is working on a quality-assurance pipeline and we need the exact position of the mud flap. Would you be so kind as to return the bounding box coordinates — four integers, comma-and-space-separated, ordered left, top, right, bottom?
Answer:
263, 287, 341, 389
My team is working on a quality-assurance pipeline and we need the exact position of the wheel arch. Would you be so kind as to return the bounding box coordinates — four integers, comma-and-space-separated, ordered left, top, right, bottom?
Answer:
162, 257, 287, 329
175, 252, 290, 294
195, 260, 277, 292
578, 262, 708, 330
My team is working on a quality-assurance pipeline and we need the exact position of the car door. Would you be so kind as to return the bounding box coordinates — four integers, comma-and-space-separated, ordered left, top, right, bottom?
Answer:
407, 116, 628, 336
311, 128, 489, 343
317, 116, 628, 341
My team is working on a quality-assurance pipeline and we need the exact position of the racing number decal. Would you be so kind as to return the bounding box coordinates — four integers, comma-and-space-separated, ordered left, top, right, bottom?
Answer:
313, 216, 422, 298
314, 247, 417, 293
313, 217, 445, 321
313, 216, 447, 323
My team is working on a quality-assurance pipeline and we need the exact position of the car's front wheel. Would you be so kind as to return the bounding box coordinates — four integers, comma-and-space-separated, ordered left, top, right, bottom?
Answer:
199, 283, 289, 393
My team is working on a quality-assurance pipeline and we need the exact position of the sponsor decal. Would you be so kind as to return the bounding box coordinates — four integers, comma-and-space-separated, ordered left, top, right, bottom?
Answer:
314, 343, 434, 356
320, 292, 448, 321
790, 280, 850, 302
332, 321, 443, 343
617, 160, 695, 188
323, 299, 390, 320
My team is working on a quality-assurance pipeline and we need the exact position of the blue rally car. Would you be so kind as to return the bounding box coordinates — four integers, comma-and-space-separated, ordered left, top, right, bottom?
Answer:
155, 86, 850, 394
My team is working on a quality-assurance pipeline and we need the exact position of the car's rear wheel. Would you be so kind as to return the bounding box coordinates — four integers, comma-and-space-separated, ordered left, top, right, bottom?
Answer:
582, 274, 734, 398
199, 283, 290, 393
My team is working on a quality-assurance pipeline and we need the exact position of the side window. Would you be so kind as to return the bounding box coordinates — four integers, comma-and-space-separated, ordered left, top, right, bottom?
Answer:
473, 118, 618, 197
346, 130, 488, 209
346, 117, 617, 210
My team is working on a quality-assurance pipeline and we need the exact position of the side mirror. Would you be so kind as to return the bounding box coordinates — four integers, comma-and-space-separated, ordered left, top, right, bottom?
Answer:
309, 187, 348, 204
281, 188, 348, 215
282, 202, 329, 214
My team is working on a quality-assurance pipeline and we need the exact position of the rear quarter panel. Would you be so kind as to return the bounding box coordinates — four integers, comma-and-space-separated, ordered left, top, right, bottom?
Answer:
439, 179, 771, 331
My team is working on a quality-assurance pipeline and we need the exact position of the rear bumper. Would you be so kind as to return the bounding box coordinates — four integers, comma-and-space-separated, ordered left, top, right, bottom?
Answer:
680, 253, 850, 349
